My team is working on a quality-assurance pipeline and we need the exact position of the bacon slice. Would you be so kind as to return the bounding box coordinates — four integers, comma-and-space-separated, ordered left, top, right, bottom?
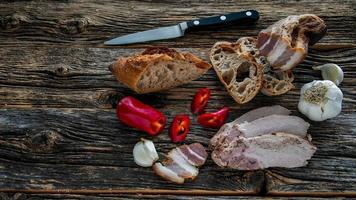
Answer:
210, 105, 291, 150
257, 14, 326, 71
153, 143, 207, 184
209, 105, 315, 170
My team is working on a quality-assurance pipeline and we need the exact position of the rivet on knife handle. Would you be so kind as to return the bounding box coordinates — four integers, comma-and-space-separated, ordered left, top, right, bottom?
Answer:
186, 10, 259, 30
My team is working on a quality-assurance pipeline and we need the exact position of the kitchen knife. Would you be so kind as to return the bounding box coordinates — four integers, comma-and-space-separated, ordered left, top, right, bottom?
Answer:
104, 10, 259, 45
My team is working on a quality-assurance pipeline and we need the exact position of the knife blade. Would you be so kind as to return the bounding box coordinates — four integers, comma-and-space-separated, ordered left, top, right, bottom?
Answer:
104, 10, 259, 45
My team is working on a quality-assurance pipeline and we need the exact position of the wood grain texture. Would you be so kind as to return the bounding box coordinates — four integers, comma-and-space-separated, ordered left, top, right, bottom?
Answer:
0, 107, 264, 193
0, 0, 355, 47
1, 0, 356, 197
0, 193, 351, 200
0, 46, 355, 195
1, 47, 355, 109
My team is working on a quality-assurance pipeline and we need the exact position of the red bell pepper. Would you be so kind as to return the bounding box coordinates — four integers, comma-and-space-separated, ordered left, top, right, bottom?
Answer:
117, 96, 166, 135
197, 107, 229, 128
170, 115, 190, 143
191, 88, 211, 114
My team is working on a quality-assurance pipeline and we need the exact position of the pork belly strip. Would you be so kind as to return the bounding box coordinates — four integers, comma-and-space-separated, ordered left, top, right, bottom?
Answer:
257, 14, 326, 71
210, 105, 291, 150
153, 143, 207, 184
238, 114, 309, 138
234, 105, 291, 124
211, 132, 316, 170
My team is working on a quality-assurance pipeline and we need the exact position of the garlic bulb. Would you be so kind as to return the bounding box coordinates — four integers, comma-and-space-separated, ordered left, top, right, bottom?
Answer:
133, 138, 159, 167
298, 80, 343, 121
313, 63, 343, 86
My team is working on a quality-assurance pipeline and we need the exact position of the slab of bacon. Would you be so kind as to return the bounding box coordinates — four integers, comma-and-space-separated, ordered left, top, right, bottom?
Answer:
153, 143, 208, 184
257, 14, 326, 71
210, 105, 316, 170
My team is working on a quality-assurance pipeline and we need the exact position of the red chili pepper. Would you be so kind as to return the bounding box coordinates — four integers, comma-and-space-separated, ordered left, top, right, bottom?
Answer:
197, 107, 229, 128
117, 96, 166, 135
191, 88, 211, 114
170, 115, 190, 143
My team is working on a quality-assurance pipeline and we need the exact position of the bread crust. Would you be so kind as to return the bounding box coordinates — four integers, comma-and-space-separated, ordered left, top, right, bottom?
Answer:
110, 47, 211, 93
210, 37, 296, 102
257, 14, 326, 71
210, 41, 263, 104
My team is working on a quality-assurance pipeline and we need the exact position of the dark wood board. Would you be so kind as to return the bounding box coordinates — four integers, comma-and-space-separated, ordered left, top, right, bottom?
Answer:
0, 0, 355, 48
0, 0, 356, 198
0, 193, 352, 200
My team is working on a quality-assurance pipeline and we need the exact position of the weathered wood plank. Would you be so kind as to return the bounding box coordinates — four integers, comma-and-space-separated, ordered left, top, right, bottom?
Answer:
1, 47, 355, 110
0, 193, 350, 200
0, 48, 356, 195
1, 0, 356, 196
0, 107, 355, 194
0, 107, 264, 193
1, 46, 355, 194
0, 0, 355, 47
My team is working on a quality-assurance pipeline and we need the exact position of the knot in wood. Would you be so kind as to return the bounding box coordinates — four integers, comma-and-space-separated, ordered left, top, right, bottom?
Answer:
96, 90, 122, 109
1, 13, 29, 30
27, 130, 61, 153
59, 17, 89, 35
54, 64, 69, 76
0, 193, 28, 200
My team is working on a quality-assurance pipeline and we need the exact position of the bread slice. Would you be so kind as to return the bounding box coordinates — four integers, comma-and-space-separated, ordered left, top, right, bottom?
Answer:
211, 37, 294, 98
234, 37, 295, 96
210, 41, 263, 104
109, 47, 211, 94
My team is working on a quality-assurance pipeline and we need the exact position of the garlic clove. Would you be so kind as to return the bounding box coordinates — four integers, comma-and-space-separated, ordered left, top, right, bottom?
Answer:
313, 63, 344, 86
143, 138, 159, 161
133, 138, 159, 167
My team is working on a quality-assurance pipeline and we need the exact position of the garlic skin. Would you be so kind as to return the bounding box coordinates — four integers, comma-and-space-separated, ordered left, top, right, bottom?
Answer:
313, 63, 344, 86
133, 138, 159, 167
298, 80, 343, 121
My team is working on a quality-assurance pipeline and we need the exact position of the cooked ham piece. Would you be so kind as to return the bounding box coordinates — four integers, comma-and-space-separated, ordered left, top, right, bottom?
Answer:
233, 105, 291, 124
238, 115, 309, 138
211, 132, 316, 170
257, 14, 326, 71
210, 105, 316, 170
210, 105, 293, 150
153, 143, 207, 184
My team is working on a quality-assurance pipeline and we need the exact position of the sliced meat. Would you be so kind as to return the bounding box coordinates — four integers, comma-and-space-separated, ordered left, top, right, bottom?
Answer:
166, 148, 199, 178
210, 105, 291, 150
153, 143, 207, 184
234, 105, 290, 124
152, 163, 185, 184
177, 143, 208, 166
257, 14, 326, 71
211, 132, 316, 170
238, 115, 309, 138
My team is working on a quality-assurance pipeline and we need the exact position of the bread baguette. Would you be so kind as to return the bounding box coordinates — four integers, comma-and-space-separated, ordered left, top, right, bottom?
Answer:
109, 47, 211, 94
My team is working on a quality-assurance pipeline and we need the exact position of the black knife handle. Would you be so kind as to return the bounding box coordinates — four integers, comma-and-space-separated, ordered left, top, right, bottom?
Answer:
186, 10, 259, 30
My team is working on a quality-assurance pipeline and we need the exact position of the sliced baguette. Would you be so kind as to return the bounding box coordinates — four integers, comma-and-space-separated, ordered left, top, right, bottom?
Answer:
109, 47, 211, 94
235, 37, 295, 96
210, 41, 263, 104
212, 37, 295, 98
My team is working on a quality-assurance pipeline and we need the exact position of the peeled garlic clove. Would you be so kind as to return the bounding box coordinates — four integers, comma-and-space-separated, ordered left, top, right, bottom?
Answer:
133, 138, 159, 167
298, 80, 343, 121
313, 63, 344, 86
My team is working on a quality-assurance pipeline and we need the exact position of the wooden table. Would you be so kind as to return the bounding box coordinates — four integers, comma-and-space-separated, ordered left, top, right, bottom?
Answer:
0, 0, 355, 199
